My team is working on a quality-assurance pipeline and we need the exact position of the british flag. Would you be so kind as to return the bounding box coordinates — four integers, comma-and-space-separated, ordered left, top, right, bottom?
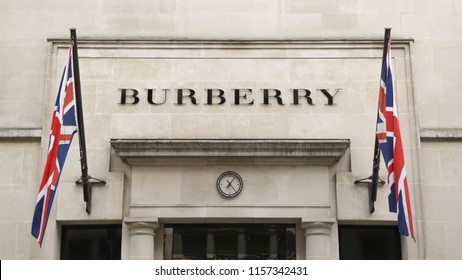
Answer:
376, 36, 415, 240
31, 48, 78, 245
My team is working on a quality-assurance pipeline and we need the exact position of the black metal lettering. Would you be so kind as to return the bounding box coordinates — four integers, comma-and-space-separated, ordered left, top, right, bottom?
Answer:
292, 89, 314, 105
234, 89, 254, 105
176, 89, 198, 105
147, 89, 168, 105
206, 89, 226, 105
262, 89, 284, 105
318, 88, 342, 105
119, 88, 139, 104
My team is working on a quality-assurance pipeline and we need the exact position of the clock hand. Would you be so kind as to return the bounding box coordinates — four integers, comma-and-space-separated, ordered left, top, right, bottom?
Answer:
226, 179, 237, 192
228, 184, 237, 193
226, 177, 236, 186
226, 177, 236, 188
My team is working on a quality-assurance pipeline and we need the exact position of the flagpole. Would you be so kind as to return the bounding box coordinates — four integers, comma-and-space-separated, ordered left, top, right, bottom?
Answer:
369, 28, 391, 213
70, 28, 101, 214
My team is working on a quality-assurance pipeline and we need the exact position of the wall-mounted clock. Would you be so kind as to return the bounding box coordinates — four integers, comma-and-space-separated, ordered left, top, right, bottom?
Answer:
216, 171, 243, 198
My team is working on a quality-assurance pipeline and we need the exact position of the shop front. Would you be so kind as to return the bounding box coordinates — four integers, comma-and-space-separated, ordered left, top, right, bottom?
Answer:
51, 38, 417, 260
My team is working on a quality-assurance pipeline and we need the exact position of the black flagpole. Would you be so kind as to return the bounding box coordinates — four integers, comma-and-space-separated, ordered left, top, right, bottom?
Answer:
354, 28, 389, 213
369, 28, 391, 213
70, 28, 105, 214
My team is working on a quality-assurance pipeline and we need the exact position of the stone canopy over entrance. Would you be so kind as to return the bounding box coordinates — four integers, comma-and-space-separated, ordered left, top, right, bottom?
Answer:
112, 139, 349, 259
111, 139, 350, 165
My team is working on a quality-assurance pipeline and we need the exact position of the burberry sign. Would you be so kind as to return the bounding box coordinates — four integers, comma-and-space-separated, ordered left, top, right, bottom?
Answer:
119, 88, 342, 106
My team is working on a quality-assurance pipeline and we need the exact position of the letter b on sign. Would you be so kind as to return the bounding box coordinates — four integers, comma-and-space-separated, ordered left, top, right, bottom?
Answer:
120, 88, 140, 104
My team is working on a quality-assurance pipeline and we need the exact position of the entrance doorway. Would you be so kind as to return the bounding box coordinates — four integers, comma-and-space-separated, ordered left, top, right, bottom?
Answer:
164, 224, 296, 260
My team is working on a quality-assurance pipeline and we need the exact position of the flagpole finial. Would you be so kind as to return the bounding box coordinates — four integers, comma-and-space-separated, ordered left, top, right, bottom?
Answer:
70, 29, 77, 46
384, 28, 391, 36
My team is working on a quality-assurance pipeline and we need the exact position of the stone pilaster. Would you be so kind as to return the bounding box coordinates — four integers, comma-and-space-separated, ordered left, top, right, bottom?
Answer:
300, 221, 334, 260
124, 217, 159, 260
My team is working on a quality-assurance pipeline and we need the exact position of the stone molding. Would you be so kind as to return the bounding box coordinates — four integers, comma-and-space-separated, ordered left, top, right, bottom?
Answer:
46, 38, 413, 63
124, 217, 159, 234
111, 139, 350, 166
300, 221, 334, 235
0, 128, 41, 141
47, 38, 414, 49
420, 129, 462, 141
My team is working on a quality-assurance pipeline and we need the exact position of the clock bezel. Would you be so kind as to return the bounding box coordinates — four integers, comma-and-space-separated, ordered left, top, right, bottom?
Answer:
216, 171, 243, 198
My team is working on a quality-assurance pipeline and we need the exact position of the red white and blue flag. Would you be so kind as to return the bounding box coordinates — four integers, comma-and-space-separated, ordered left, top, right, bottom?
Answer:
31, 48, 78, 245
376, 38, 415, 240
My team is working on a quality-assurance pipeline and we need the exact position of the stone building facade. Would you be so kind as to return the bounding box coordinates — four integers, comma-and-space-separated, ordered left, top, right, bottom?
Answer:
1, 0, 461, 259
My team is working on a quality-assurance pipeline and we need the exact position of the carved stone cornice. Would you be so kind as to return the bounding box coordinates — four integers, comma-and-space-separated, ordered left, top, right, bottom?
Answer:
111, 139, 350, 166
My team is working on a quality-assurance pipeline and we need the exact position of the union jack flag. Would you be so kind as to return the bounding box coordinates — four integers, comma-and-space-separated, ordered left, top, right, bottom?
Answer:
376, 36, 415, 240
31, 48, 78, 245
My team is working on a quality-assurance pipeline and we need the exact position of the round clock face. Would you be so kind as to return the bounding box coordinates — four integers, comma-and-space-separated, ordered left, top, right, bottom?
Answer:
216, 171, 243, 198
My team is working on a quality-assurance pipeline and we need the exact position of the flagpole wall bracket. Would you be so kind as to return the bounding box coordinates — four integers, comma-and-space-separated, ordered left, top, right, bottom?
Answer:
354, 176, 385, 214
75, 176, 107, 214
75, 177, 107, 186
354, 176, 385, 185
